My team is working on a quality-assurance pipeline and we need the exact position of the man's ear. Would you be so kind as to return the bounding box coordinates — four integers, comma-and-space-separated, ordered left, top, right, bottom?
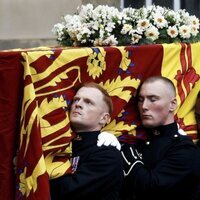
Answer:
170, 97, 177, 112
100, 113, 110, 127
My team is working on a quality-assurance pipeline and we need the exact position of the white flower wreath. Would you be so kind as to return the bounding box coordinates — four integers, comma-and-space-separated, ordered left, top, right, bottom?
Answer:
52, 4, 200, 46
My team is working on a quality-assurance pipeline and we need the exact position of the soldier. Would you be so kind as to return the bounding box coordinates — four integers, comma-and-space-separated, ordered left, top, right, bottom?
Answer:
50, 82, 123, 200
120, 76, 200, 200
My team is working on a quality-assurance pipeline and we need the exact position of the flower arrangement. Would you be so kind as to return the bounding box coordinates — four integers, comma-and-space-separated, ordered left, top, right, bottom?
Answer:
52, 4, 200, 46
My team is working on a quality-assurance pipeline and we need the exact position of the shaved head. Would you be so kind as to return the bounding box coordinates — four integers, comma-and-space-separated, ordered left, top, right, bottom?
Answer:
141, 76, 176, 98
138, 76, 177, 128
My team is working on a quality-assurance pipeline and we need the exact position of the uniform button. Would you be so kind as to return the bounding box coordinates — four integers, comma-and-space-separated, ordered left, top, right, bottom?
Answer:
74, 135, 82, 141
174, 134, 178, 138
153, 130, 160, 136
146, 141, 150, 145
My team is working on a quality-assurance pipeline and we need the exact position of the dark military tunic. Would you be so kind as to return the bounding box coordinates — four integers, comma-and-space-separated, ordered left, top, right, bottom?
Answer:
50, 131, 123, 200
121, 122, 200, 200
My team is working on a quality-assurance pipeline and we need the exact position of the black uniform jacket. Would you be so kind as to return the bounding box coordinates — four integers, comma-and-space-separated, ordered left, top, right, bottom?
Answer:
50, 131, 124, 200
121, 122, 200, 200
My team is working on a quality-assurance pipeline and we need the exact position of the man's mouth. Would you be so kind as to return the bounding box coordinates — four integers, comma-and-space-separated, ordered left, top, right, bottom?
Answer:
142, 115, 152, 119
72, 111, 81, 115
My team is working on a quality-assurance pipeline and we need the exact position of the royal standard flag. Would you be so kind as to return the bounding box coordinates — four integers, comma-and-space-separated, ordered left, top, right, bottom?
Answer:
14, 43, 199, 199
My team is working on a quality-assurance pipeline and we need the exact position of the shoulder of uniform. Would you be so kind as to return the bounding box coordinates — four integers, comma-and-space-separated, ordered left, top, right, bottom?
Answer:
171, 130, 190, 142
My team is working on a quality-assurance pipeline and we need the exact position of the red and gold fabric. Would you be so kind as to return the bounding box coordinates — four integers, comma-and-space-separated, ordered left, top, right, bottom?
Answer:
0, 43, 199, 200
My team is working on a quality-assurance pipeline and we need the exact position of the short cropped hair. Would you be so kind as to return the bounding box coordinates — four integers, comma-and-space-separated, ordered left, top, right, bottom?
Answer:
140, 76, 176, 97
76, 82, 113, 115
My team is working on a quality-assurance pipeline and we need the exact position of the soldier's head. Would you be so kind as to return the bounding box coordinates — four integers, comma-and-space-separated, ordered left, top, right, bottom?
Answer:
138, 76, 177, 128
70, 82, 113, 132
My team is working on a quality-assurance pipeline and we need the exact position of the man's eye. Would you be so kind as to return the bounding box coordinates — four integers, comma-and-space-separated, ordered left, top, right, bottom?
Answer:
73, 98, 79, 103
138, 97, 144, 103
85, 100, 92, 104
150, 97, 158, 102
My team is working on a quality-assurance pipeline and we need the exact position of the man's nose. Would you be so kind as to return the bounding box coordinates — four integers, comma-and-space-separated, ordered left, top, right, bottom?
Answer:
75, 100, 83, 108
141, 99, 149, 110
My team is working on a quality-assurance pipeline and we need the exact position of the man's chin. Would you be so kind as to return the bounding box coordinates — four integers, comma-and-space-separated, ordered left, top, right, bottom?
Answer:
70, 122, 83, 132
142, 121, 155, 128
70, 120, 81, 128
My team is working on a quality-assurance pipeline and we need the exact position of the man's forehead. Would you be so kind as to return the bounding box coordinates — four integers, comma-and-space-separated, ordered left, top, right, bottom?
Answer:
140, 83, 173, 100
76, 87, 103, 98
140, 81, 164, 93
